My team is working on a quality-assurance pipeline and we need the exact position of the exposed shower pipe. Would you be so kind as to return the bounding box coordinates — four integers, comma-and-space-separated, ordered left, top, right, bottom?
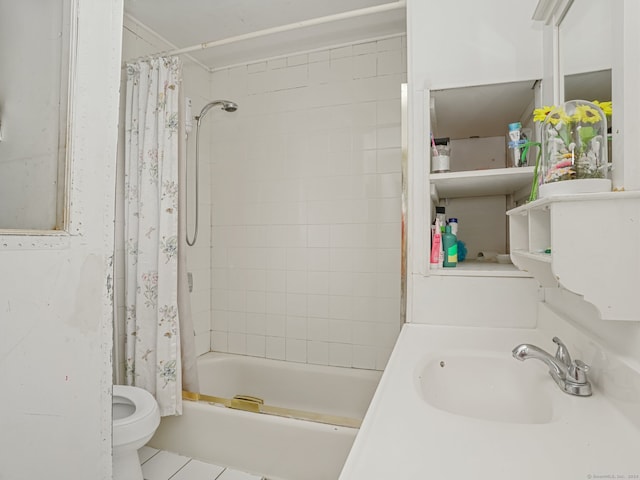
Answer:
186, 100, 238, 247
157, 0, 406, 58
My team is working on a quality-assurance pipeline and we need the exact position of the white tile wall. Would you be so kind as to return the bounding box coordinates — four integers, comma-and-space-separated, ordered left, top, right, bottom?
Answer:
116, 25, 405, 378
209, 36, 406, 371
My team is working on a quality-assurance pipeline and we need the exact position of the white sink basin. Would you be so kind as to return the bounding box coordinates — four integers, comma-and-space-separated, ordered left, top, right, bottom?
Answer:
341, 324, 640, 480
417, 354, 566, 424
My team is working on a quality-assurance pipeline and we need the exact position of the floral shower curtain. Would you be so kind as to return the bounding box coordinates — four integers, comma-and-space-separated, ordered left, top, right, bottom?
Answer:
124, 57, 183, 416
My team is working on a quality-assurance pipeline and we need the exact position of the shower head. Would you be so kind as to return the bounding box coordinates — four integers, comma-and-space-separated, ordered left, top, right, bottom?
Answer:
196, 100, 238, 121
222, 101, 238, 112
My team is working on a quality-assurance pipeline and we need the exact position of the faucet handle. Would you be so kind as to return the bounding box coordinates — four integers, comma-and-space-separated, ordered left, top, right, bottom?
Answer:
552, 337, 572, 366
569, 359, 590, 384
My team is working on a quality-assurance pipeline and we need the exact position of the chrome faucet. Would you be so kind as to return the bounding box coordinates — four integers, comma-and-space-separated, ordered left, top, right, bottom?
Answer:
512, 336, 592, 397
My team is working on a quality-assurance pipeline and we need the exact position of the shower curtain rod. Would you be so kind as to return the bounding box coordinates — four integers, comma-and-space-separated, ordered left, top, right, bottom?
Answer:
150, 0, 406, 59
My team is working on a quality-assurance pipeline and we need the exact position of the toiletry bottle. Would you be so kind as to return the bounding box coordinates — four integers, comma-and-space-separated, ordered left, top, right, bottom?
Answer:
435, 206, 446, 233
442, 224, 457, 267
430, 219, 442, 270
448, 218, 458, 236
507, 122, 527, 167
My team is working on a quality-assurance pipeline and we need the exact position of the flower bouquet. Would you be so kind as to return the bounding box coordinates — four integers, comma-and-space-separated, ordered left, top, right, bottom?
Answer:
533, 100, 611, 198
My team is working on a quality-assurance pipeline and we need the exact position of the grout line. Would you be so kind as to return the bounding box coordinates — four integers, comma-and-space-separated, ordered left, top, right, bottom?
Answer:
141, 448, 161, 465
146, 450, 232, 480
167, 458, 192, 479
214, 467, 228, 479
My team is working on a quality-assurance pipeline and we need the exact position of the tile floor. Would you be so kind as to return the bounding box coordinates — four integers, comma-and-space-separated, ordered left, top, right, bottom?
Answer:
140, 446, 263, 480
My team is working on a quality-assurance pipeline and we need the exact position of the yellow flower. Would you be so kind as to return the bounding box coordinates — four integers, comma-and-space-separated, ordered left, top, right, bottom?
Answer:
533, 106, 553, 122
546, 107, 571, 126
592, 100, 612, 116
573, 104, 602, 124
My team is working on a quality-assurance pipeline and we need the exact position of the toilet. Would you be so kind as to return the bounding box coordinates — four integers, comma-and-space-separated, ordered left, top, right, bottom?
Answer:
112, 385, 160, 480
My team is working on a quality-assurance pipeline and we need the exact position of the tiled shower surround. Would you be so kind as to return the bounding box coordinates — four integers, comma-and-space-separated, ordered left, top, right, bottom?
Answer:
207, 37, 406, 370
117, 20, 405, 377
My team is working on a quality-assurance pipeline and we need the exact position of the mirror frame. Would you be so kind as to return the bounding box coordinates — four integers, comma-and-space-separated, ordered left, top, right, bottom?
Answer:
532, 0, 573, 104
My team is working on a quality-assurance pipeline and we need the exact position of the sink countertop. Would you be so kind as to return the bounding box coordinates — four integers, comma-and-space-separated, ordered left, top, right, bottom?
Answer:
340, 323, 640, 480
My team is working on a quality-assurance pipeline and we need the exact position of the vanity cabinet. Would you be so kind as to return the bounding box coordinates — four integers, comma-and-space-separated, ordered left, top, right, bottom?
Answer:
507, 191, 640, 321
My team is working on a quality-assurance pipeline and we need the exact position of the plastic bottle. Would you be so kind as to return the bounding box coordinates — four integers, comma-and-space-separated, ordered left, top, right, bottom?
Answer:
507, 122, 527, 167
448, 218, 458, 236
435, 206, 446, 233
430, 219, 443, 270
442, 224, 458, 268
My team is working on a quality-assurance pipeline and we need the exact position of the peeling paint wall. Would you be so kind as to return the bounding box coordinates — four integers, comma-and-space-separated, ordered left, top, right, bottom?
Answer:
0, 1, 123, 479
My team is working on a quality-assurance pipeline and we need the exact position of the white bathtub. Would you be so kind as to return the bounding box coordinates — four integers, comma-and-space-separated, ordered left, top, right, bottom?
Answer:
149, 352, 382, 480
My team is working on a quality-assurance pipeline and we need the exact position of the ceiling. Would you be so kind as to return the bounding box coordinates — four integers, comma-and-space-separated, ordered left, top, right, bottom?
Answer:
123, 0, 406, 69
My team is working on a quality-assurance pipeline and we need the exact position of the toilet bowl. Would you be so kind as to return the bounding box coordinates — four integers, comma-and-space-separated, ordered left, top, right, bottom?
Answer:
112, 385, 160, 480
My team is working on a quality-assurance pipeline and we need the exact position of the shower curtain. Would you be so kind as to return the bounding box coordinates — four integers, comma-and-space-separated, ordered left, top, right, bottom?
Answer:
123, 56, 198, 416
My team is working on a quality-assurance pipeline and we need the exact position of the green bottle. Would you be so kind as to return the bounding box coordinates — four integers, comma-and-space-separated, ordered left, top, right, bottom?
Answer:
442, 224, 457, 267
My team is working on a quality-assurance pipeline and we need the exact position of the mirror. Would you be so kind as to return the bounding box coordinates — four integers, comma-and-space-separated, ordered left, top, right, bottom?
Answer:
0, 0, 73, 231
560, 0, 613, 103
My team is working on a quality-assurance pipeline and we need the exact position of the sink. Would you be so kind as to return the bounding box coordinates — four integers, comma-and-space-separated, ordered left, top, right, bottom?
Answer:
417, 354, 566, 424
341, 324, 640, 480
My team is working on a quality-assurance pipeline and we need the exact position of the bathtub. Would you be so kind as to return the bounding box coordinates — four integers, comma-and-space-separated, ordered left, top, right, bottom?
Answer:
149, 352, 382, 480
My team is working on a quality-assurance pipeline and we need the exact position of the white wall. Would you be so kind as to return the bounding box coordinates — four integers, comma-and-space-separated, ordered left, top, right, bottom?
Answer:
408, 0, 543, 92
208, 37, 406, 370
406, 0, 543, 325
0, 1, 65, 229
543, 289, 640, 363
0, 1, 123, 478
449, 136, 506, 172
114, 16, 213, 381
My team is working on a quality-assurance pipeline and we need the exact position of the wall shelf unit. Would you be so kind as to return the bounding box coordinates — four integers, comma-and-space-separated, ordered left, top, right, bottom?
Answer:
507, 191, 640, 321
425, 80, 541, 278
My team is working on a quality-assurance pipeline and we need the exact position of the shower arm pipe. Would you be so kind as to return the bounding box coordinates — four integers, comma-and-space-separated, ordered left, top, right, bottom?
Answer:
186, 116, 203, 246
155, 0, 406, 58
187, 100, 237, 246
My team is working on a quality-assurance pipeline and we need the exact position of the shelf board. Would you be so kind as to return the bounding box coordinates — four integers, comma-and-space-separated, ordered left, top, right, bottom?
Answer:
507, 190, 640, 216
512, 250, 552, 263
429, 260, 532, 278
430, 166, 535, 200
510, 250, 557, 287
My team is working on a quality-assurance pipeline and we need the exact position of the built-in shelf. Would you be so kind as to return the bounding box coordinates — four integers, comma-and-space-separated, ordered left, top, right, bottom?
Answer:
430, 260, 532, 278
430, 166, 535, 202
507, 191, 640, 321
511, 250, 552, 263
